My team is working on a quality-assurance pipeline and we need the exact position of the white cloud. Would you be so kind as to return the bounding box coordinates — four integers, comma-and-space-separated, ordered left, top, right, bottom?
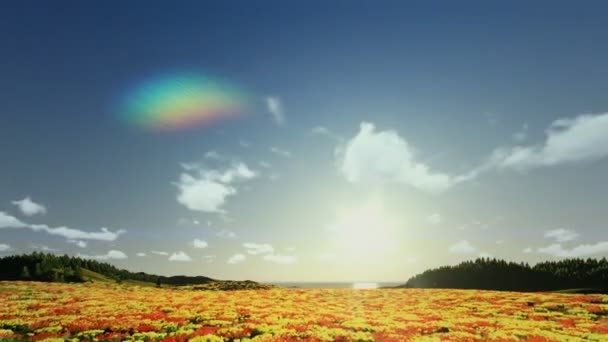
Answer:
239, 140, 251, 148
448, 240, 477, 254
407, 256, 418, 264
12, 197, 47, 216
0, 212, 126, 241
544, 229, 579, 242
176, 176, 234, 213
79, 250, 127, 260
228, 253, 246, 264
192, 239, 208, 249
29, 225, 125, 241
67, 240, 87, 248
30, 244, 60, 252
243, 242, 274, 255
523, 247, 533, 253
169, 251, 192, 262
0, 212, 27, 228
136, 252, 147, 257
311, 126, 331, 136
538, 242, 608, 258
266, 96, 285, 126
270, 146, 291, 157
338, 122, 455, 193
426, 213, 442, 225
513, 123, 529, 142
263, 254, 297, 264
334, 113, 608, 193
175, 162, 256, 213
0, 243, 11, 252
203, 255, 216, 263
488, 113, 608, 171
151, 251, 169, 256
216, 229, 237, 239
204, 151, 221, 159
258, 161, 271, 168
311, 126, 342, 141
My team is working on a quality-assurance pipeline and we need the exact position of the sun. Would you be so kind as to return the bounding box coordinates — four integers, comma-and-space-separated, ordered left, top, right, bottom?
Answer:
327, 198, 400, 259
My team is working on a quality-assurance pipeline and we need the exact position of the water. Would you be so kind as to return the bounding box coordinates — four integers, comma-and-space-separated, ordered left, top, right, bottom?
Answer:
268, 282, 403, 289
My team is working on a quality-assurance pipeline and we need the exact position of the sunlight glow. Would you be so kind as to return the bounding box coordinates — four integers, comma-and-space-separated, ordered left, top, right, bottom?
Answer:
352, 282, 379, 289
327, 197, 400, 261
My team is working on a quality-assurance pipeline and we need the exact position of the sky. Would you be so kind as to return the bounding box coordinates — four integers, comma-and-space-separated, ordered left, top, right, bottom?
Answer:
1, 1, 608, 282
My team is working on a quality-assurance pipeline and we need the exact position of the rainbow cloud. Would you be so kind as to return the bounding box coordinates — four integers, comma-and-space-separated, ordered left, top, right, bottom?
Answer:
120, 73, 249, 131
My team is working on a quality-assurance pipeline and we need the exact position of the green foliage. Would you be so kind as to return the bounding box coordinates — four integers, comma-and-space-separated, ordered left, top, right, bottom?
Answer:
0, 252, 215, 285
403, 257, 608, 292
19, 266, 31, 279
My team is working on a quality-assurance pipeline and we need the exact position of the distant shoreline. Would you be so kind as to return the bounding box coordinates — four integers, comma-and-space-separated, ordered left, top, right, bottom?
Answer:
268, 282, 404, 289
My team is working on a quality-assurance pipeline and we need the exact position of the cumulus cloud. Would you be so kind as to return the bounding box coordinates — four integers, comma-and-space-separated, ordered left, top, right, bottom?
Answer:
544, 229, 579, 242
263, 254, 297, 264
67, 240, 87, 248
337, 122, 456, 193
448, 240, 477, 254
30, 244, 60, 252
243, 242, 274, 255
266, 96, 285, 126
228, 253, 246, 264
216, 229, 237, 239
311, 126, 342, 141
0, 212, 27, 228
270, 146, 291, 158
79, 250, 127, 260
523, 247, 533, 253
151, 251, 169, 256
538, 242, 608, 258
169, 251, 192, 262
136, 252, 147, 257
192, 239, 208, 249
0, 212, 125, 241
513, 124, 529, 142
175, 161, 257, 213
30, 225, 125, 241
337, 114, 608, 193
426, 213, 442, 225
0, 243, 11, 252
486, 113, 608, 171
258, 161, 271, 168
12, 197, 46, 216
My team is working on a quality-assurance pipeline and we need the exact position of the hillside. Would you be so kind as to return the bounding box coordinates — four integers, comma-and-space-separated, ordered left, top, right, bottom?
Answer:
0, 252, 271, 289
400, 257, 608, 293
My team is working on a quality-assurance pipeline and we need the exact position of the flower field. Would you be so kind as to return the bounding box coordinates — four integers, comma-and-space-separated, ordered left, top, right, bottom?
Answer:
1, 281, 607, 341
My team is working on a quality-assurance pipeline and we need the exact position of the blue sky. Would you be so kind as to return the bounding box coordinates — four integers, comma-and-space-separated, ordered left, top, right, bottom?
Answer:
1, 1, 608, 282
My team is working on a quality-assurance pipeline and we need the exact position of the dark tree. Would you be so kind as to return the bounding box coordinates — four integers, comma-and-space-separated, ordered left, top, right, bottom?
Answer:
19, 266, 31, 279
402, 257, 608, 292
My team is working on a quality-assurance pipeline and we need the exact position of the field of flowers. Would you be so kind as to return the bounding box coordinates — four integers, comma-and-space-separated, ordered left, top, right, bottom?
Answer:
0, 281, 607, 341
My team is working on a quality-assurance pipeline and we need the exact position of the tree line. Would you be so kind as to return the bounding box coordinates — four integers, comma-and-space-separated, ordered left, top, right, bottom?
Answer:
402, 257, 608, 292
0, 252, 215, 285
